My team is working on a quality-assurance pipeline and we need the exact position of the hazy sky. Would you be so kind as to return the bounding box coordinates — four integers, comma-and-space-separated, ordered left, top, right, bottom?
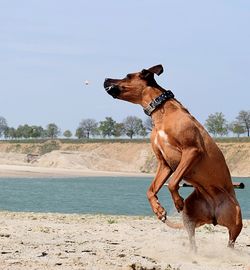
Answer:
1, 1, 249, 132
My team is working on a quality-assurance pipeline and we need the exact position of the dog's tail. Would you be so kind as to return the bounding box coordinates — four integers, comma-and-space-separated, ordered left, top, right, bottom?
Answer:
165, 218, 184, 229
162, 213, 184, 229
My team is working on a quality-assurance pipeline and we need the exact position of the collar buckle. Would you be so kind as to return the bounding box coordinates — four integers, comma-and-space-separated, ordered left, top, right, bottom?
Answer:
143, 104, 155, 116
143, 90, 174, 116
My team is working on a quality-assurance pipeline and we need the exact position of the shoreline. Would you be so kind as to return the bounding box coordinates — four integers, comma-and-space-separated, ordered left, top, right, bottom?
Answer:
0, 211, 249, 270
0, 164, 154, 178
0, 164, 249, 179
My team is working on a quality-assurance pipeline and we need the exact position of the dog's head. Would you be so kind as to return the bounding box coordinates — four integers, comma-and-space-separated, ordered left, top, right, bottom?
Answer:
104, 65, 163, 104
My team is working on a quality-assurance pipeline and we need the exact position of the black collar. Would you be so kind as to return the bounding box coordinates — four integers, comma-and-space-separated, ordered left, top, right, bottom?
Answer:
143, 90, 174, 116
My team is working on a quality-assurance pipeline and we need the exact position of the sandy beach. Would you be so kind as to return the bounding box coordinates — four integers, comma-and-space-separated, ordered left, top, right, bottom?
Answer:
0, 164, 153, 178
0, 212, 249, 270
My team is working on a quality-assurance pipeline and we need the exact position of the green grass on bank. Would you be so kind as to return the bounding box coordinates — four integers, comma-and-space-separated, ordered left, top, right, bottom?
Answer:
0, 138, 151, 144
0, 137, 250, 144
214, 137, 250, 143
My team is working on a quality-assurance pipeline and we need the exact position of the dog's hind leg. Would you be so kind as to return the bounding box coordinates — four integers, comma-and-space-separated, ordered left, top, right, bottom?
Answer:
227, 223, 242, 248
182, 211, 197, 251
182, 189, 214, 251
215, 191, 242, 248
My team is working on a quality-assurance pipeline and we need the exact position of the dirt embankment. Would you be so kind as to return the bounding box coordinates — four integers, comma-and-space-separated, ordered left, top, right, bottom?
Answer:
0, 141, 249, 177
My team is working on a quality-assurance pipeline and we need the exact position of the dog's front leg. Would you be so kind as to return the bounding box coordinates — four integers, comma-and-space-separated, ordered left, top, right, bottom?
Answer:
168, 147, 202, 212
147, 162, 172, 221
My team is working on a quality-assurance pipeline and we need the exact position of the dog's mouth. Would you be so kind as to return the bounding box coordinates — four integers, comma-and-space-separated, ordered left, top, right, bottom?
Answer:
104, 79, 121, 99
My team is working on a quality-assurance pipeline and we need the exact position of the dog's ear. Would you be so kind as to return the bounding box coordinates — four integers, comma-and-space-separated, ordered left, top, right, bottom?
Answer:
147, 64, 164, 76
140, 64, 163, 80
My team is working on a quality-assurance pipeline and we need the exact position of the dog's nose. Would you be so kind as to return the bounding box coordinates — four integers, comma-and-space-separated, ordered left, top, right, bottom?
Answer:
104, 78, 111, 89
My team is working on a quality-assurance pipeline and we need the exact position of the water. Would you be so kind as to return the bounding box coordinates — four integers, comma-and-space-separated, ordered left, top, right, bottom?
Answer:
0, 177, 249, 218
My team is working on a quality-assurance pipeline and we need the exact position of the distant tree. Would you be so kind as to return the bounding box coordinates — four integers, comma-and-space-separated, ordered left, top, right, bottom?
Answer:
99, 117, 116, 138
229, 121, 245, 138
144, 117, 153, 132
9, 127, 17, 139
236, 110, 250, 137
21, 125, 44, 138
3, 127, 10, 139
205, 112, 228, 137
4, 127, 16, 139
4, 124, 43, 139
78, 119, 98, 139
24, 124, 33, 138
123, 116, 145, 139
17, 125, 24, 138
15, 125, 33, 139
30, 125, 44, 138
4, 127, 17, 139
15, 126, 23, 138
113, 123, 124, 137
63, 130, 72, 138
0, 116, 8, 137
75, 127, 86, 139
46, 123, 61, 139
139, 126, 148, 137
40, 129, 49, 138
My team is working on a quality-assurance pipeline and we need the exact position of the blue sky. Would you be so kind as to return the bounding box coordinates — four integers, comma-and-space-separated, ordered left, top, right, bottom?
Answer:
0, 1, 249, 132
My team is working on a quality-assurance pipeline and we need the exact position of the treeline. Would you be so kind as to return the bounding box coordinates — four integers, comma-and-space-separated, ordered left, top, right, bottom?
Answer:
0, 109, 249, 140
204, 110, 250, 137
0, 116, 152, 140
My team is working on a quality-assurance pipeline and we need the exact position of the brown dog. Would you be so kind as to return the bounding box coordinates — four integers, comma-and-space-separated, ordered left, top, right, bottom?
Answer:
104, 65, 242, 249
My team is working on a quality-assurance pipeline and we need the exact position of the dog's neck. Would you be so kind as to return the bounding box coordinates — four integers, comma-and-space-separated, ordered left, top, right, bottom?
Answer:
142, 86, 175, 116
149, 92, 191, 129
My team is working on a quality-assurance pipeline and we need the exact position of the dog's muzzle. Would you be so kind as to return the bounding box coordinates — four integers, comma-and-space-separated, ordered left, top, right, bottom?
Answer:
104, 79, 121, 99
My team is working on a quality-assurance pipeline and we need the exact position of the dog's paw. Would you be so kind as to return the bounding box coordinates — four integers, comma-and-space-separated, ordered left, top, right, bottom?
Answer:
174, 197, 184, 212
153, 204, 167, 222
159, 210, 167, 223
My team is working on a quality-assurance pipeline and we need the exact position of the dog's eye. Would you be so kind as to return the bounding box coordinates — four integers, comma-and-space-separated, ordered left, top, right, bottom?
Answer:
126, 74, 132, 79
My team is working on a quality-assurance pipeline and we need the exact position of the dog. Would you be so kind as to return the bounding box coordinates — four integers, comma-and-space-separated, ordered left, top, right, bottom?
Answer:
104, 64, 242, 249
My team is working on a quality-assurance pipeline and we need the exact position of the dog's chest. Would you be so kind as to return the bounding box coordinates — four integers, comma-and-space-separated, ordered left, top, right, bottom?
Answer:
154, 130, 181, 170
154, 130, 171, 147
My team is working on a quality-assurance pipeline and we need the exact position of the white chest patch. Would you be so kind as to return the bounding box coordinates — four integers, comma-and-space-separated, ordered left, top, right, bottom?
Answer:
154, 130, 170, 159
158, 130, 169, 143
154, 135, 158, 146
